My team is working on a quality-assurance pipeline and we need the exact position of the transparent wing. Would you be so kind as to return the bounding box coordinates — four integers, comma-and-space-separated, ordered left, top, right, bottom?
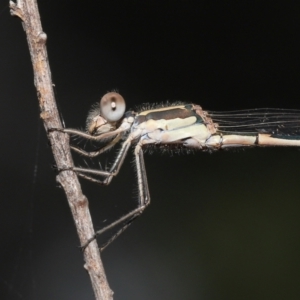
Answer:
208, 108, 300, 138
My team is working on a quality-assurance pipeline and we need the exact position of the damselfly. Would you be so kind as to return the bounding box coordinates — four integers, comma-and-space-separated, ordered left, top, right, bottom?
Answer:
59, 92, 300, 249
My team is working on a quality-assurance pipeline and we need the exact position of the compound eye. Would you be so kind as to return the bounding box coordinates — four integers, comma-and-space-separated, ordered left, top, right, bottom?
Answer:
99, 92, 126, 122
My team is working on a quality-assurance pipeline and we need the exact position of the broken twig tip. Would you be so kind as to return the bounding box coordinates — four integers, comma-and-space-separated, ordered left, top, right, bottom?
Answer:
9, 1, 24, 21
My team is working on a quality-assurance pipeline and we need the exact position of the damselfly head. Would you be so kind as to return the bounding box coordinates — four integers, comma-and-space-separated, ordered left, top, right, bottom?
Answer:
86, 92, 126, 136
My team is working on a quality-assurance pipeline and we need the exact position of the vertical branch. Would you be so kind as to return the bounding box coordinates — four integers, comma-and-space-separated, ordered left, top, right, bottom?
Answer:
9, 1, 113, 299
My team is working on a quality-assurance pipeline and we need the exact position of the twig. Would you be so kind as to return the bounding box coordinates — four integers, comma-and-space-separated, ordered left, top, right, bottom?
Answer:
9, 1, 113, 299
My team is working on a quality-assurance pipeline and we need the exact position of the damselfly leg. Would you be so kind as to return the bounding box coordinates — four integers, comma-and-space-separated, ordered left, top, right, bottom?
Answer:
70, 134, 122, 158
81, 141, 151, 251
66, 130, 151, 251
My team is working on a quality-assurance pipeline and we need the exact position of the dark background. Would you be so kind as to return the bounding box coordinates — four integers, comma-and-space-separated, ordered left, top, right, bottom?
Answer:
1, 1, 300, 299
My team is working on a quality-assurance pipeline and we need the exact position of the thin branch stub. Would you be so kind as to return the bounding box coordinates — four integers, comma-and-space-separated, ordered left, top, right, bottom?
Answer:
9, 1, 24, 21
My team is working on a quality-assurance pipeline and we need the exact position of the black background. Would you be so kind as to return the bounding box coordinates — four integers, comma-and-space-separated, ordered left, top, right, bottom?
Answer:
1, 1, 300, 299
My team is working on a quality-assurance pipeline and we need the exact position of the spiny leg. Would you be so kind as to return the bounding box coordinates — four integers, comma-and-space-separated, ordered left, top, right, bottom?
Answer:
99, 144, 150, 251
49, 121, 130, 158
82, 140, 151, 251
70, 134, 123, 158
63, 127, 126, 141
72, 136, 132, 185
53, 124, 151, 250
58, 128, 130, 184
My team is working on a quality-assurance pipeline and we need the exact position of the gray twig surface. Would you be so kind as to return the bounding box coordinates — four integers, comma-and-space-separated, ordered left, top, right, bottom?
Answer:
9, 0, 113, 299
